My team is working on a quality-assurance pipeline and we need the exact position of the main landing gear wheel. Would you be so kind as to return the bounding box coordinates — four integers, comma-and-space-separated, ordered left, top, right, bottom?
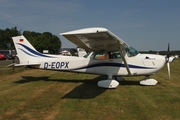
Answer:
97, 75, 119, 88
140, 76, 158, 86
113, 76, 125, 82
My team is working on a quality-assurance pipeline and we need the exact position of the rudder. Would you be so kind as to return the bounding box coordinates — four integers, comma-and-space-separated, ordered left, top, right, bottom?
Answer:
12, 35, 39, 65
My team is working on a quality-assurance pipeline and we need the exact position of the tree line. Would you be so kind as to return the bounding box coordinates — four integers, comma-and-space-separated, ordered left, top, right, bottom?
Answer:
0, 27, 61, 54
0, 27, 179, 55
140, 50, 180, 56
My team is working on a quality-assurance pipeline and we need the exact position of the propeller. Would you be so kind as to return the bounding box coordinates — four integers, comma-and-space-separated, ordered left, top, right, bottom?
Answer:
166, 43, 170, 78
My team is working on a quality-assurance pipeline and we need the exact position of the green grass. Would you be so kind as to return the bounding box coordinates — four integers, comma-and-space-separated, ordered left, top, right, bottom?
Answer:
0, 60, 26, 77
0, 59, 180, 120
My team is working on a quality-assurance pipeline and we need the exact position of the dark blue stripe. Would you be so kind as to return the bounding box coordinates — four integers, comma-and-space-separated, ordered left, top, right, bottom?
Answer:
19, 48, 37, 57
17, 43, 56, 58
72, 63, 155, 70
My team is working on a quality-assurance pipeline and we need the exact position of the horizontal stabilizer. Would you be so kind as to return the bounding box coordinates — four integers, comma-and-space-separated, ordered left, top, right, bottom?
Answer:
6, 63, 40, 67
14, 63, 40, 67
6, 63, 16, 67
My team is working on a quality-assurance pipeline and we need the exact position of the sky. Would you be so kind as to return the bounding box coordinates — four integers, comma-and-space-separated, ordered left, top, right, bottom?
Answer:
0, 0, 180, 51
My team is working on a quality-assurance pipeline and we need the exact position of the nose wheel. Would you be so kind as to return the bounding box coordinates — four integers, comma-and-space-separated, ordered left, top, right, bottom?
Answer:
140, 76, 158, 86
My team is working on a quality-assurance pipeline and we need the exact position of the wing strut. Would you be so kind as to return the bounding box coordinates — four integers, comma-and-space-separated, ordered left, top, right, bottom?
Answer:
118, 44, 132, 76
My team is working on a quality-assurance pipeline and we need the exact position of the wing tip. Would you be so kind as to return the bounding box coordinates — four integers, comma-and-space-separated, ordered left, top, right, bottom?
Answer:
60, 27, 108, 35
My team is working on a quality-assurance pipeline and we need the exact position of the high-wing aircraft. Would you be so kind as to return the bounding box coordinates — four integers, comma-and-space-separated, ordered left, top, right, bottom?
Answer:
11, 27, 171, 88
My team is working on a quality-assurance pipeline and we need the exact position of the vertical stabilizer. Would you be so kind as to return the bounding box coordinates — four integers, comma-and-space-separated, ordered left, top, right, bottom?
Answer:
12, 35, 39, 65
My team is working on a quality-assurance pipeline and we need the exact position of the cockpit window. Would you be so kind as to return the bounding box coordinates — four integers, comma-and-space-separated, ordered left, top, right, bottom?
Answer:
89, 46, 139, 60
126, 46, 139, 57
109, 51, 121, 59
91, 52, 121, 60
91, 53, 108, 60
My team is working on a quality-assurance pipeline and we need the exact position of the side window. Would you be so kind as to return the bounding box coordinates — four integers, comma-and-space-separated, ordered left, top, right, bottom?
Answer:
109, 51, 121, 59
91, 53, 109, 60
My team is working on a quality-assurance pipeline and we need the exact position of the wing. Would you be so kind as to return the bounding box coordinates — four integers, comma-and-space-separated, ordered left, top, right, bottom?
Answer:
61, 27, 132, 75
60, 27, 129, 52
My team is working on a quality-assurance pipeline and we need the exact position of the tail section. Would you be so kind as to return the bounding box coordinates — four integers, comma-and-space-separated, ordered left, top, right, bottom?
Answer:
12, 35, 40, 66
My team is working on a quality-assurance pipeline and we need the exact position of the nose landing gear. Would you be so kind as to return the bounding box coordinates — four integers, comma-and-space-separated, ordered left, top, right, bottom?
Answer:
140, 76, 158, 86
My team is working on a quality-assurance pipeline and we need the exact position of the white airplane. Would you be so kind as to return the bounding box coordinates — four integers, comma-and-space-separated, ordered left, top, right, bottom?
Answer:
11, 27, 171, 88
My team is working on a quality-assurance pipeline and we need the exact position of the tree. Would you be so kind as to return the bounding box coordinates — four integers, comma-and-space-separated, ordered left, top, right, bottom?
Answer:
0, 27, 61, 54
70, 49, 77, 56
23, 31, 61, 54
0, 27, 19, 49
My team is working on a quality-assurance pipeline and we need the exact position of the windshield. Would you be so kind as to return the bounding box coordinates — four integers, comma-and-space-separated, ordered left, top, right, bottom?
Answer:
126, 46, 139, 57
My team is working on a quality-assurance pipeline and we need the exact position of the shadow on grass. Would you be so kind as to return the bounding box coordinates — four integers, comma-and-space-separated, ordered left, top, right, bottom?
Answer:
119, 80, 140, 86
61, 75, 107, 99
14, 76, 51, 83
14, 75, 108, 99
119, 79, 166, 87
13, 76, 150, 99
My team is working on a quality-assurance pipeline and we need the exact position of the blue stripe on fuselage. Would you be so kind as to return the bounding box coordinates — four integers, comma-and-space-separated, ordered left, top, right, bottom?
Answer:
71, 62, 155, 70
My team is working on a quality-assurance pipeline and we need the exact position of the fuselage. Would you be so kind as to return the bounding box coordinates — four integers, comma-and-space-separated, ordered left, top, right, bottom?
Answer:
37, 52, 165, 77
12, 34, 166, 79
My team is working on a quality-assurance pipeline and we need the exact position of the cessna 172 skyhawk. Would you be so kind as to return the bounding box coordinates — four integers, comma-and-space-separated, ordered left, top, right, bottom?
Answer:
12, 27, 171, 88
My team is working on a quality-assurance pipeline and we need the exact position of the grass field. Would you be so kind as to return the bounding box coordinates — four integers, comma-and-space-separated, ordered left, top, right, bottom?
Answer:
0, 59, 180, 120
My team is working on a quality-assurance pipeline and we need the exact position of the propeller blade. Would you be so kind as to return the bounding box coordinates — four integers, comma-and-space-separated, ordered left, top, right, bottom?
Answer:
166, 43, 170, 62
166, 43, 170, 78
168, 43, 170, 52
167, 62, 170, 78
